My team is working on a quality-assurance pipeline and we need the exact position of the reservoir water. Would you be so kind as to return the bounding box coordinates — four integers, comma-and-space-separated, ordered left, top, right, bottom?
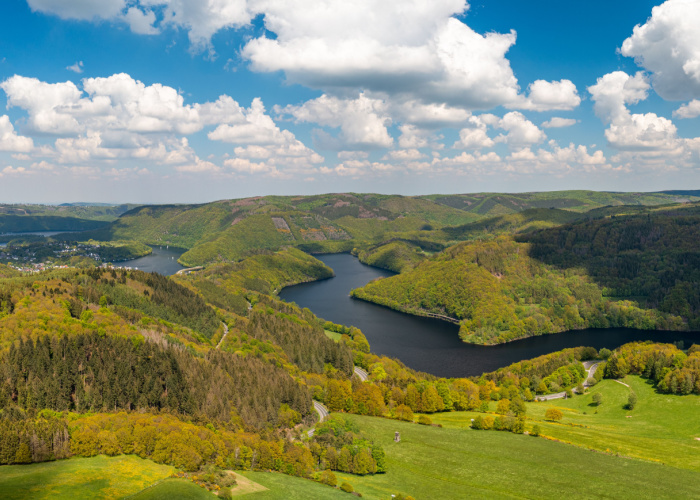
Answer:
279, 253, 700, 378
117, 246, 185, 276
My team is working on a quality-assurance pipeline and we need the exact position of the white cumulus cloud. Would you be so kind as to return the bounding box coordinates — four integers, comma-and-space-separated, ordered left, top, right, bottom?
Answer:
673, 99, 700, 119
620, 0, 700, 100
589, 71, 678, 151
542, 117, 578, 128
0, 115, 34, 152
279, 94, 393, 149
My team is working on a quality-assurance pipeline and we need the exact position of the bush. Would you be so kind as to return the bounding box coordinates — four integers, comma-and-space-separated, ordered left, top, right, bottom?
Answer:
417, 415, 432, 426
340, 482, 354, 493
627, 392, 638, 410
599, 348, 612, 360
319, 469, 338, 487
544, 408, 563, 421
219, 487, 233, 500
592, 393, 603, 406
530, 424, 541, 437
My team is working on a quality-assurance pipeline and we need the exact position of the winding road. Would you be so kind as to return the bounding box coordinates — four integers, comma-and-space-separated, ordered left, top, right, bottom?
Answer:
354, 366, 369, 381
307, 401, 330, 437
536, 360, 601, 401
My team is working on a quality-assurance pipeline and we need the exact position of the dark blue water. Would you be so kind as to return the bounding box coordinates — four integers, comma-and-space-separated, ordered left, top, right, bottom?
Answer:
119, 246, 185, 276
279, 253, 700, 378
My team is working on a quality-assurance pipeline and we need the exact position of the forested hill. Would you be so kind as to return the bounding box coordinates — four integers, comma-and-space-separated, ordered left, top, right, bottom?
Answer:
61, 191, 699, 267
423, 190, 699, 217
0, 250, 355, 427
0, 214, 109, 233
352, 203, 700, 344
0, 246, 436, 480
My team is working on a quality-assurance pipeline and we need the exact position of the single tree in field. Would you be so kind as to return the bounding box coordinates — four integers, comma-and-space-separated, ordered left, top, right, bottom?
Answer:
544, 408, 563, 422
592, 392, 603, 406
627, 392, 637, 410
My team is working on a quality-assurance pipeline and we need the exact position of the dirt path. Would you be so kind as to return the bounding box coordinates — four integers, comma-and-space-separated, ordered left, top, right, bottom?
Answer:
216, 322, 229, 350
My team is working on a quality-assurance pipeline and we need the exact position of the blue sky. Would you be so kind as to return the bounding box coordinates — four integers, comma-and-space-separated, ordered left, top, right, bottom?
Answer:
0, 0, 699, 203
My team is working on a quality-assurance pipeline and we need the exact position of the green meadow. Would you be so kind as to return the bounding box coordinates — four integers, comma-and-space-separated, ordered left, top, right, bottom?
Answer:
0, 455, 174, 500
334, 413, 700, 500
432, 376, 700, 471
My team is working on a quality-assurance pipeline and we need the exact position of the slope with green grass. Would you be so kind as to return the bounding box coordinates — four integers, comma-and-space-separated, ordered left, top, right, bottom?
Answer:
430, 375, 700, 472
335, 414, 700, 500
0, 455, 174, 500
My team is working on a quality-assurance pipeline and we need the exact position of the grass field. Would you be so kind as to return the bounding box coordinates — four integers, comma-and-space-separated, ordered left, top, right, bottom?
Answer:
0, 455, 174, 500
0, 457, 352, 499
431, 376, 700, 472
129, 478, 214, 499
236, 472, 348, 499
334, 413, 700, 500
323, 329, 342, 341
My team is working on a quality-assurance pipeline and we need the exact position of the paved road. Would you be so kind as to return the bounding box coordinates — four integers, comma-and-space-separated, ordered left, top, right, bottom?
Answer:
216, 322, 229, 350
536, 361, 601, 401
308, 401, 330, 437
354, 366, 369, 381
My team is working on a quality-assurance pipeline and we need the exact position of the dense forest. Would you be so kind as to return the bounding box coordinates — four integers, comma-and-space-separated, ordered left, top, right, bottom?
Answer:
353, 205, 700, 344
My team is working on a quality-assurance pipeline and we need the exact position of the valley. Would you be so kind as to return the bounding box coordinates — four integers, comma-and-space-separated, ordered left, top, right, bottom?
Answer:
0, 191, 699, 499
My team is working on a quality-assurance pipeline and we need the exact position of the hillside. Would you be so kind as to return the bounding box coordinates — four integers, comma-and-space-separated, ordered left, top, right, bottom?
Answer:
71, 194, 479, 266
353, 204, 700, 344
0, 203, 137, 222
334, 413, 700, 500
0, 215, 109, 233
61, 191, 700, 268
423, 190, 699, 217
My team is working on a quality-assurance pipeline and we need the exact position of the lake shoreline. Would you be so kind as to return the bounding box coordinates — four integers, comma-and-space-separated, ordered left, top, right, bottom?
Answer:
280, 253, 700, 378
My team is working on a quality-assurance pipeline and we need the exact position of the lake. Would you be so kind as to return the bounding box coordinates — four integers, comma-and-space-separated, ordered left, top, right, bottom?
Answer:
279, 253, 700, 378
118, 246, 185, 276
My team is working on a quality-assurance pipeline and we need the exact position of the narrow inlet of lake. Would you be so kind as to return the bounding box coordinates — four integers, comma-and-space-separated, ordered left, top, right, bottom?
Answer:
279, 253, 700, 378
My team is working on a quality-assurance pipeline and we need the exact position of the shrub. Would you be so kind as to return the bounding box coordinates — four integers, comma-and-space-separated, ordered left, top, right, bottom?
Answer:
627, 392, 638, 410
599, 348, 612, 360
319, 469, 338, 487
417, 415, 432, 426
544, 408, 563, 421
530, 425, 541, 437
592, 393, 603, 406
395, 404, 414, 422
340, 482, 354, 493
219, 487, 233, 500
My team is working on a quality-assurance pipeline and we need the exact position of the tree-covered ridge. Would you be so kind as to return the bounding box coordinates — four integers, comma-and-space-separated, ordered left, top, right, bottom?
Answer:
0, 203, 137, 221
182, 247, 334, 296
0, 215, 110, 233
353, 236, 682, 344
353, 240, 430, 273
353, 205, 700, 344
61, 194, 479, 266
519, 204, 700, 329
424, 190, 700, 217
